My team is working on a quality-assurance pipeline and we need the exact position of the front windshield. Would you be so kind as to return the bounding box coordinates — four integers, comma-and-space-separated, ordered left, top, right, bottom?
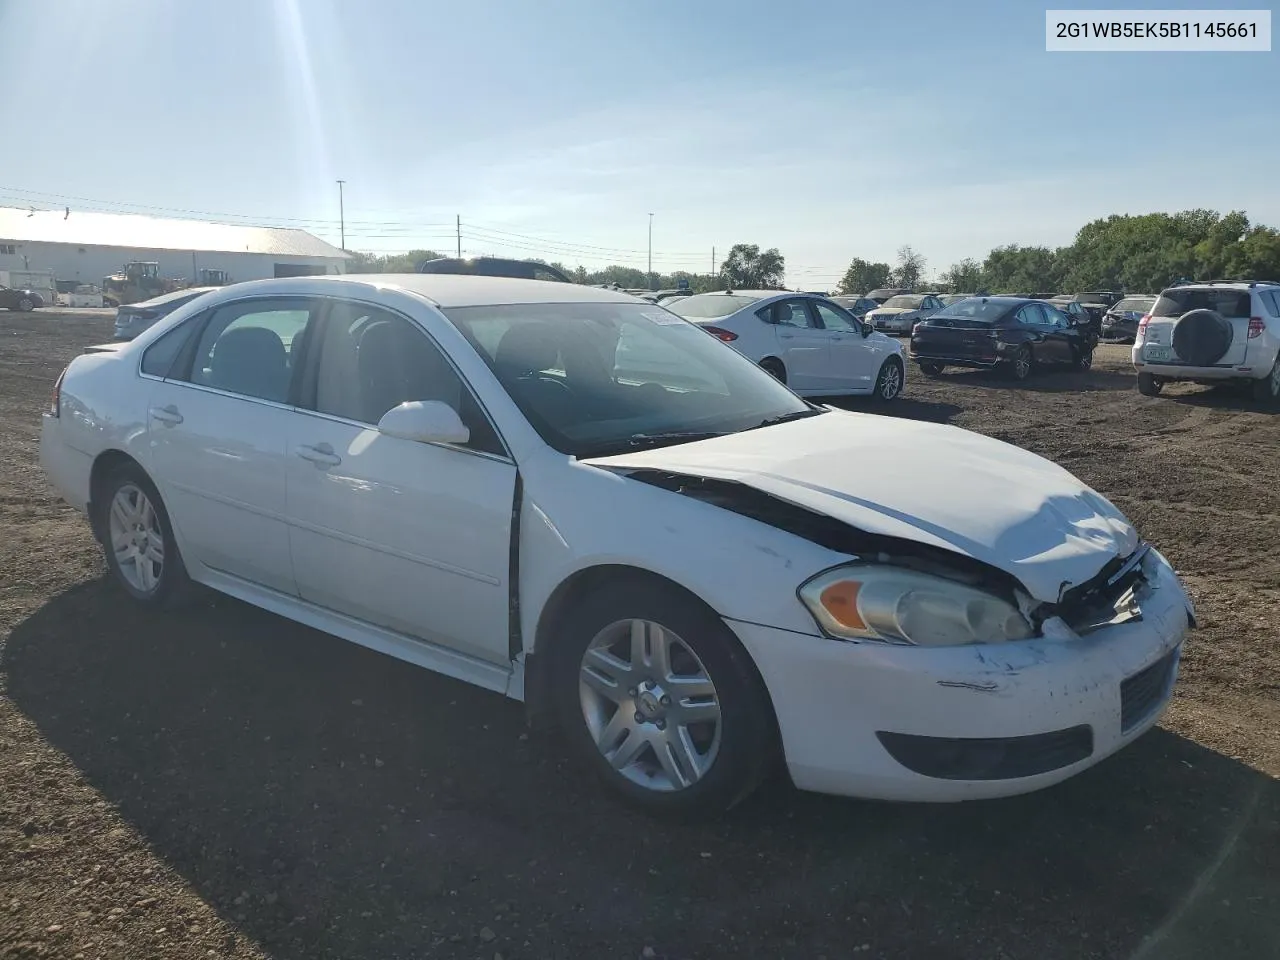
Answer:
668, 294, 760, 319
444, 302, 817, 457
883, 295, 925, 309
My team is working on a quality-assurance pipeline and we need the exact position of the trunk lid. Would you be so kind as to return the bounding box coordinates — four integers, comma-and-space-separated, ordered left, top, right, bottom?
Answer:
911, 318, 999, 361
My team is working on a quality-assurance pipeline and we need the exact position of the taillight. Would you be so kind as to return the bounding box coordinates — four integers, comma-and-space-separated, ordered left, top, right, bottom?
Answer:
1136, 315, 1151, 340
50, 366, 67, 417
1248, 317, 1264, 338
703, 325, 738, 342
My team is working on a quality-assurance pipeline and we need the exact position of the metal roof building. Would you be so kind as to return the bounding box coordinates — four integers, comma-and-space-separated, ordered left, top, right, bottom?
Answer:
0, 206, 349, 287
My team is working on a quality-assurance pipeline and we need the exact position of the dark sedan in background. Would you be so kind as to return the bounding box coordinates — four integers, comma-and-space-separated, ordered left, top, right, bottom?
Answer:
910, 297, 1096, 381
1100, 295, 1156, 342
112, 286, 218, 340
0, 285, 44, 311
1046, 296, 1100, 336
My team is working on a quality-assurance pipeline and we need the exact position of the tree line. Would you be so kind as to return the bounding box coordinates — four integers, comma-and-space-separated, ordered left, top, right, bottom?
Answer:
348, 209, 1280, 296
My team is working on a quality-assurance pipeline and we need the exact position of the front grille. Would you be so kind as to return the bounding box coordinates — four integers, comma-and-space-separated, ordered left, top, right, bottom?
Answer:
1120, 648, 1179, 732
876, 726, 1094, 780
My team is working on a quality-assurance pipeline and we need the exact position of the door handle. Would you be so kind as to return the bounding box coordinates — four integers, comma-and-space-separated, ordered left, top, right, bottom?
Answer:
296, 443, 342, 467
778, 333, 796, 339
148, 405, 183, 426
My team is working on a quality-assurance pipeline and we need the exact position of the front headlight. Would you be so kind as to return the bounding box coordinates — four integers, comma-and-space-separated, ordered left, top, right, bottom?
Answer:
798, 564, 1033, 646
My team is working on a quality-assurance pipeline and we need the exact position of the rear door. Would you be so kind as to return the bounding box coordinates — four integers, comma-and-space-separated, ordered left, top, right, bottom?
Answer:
146, 297, 318, 595
1142, 288, 1253, 366
763, 298, 833, 390
1016, 304, 1068, 363
812, 299, 882, 391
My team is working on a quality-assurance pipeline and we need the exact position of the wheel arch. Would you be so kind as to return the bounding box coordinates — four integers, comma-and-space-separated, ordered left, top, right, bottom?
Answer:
88, 449, 150, 543
522, 563, 780, 737
759, 356, 786, 383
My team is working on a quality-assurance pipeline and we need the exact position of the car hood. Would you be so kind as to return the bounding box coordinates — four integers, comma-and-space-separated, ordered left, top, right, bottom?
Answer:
587, 410, 1138, 604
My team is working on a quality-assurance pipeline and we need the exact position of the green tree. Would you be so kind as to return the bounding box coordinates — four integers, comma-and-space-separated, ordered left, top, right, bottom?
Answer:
939, 258, 984, 292
892, 245, 927, 289
719, 243, 786, 289
982, 244, 1064, 293
347, 248, 445, 273
1224, 226, 1280, 279
837, 257, 892, 294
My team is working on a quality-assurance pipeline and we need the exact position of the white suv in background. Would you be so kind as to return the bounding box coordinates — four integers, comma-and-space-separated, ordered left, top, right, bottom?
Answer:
1132, 281, 1280, 404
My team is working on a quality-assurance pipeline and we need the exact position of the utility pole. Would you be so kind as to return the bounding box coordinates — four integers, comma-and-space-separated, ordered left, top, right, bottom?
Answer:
648, 213, 654, 289
335, 180, 346, 250
456, 215, 461, 258
711, 246, 716, 278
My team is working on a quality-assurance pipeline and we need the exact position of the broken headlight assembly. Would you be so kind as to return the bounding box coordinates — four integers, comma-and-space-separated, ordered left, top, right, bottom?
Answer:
798, 564, 1033, 646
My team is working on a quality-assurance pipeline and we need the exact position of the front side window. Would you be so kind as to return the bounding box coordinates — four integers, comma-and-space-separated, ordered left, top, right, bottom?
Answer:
184, 300, 313, 402
812, 300, 860, 332
444, 302, 815, 457
309, 301, 503, 455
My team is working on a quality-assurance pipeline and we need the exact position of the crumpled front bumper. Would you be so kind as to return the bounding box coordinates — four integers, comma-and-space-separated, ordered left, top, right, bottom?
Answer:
728, 550, 1194, 802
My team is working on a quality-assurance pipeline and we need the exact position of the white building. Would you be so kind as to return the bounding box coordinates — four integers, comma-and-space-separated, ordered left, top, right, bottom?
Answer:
0, 206, 349, 288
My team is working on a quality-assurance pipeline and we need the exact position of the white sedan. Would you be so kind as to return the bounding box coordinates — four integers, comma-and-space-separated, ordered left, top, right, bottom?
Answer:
865, 293, 945, 336
668, 290, 906, 400
41, 275, 1194, 813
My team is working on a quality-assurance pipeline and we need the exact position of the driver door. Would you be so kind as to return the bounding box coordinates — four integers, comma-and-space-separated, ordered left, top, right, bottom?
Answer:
812, 299, 883, 392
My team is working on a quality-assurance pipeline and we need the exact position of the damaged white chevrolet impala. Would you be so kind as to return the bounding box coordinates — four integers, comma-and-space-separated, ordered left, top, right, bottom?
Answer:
40, 275, 1195, 814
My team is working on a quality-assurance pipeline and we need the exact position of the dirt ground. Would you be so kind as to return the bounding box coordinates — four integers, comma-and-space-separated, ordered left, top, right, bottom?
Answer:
1, 311, 1277, 960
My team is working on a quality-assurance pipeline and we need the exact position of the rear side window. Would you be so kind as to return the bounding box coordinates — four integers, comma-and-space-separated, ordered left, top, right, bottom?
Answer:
183, 300, 314, 403
140, 316, 200, 378
669, 294, 759, 319
1261, 290, 1280, 315
1153, 289, 1252, 319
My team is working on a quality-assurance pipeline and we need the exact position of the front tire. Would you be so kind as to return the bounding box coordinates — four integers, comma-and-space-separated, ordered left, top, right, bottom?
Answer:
550, 576, 776, 816
1137, 372, 1164, 397
18, 297, 34, 312
873, 358, 904, 401
97, 463, 193, 607
1073, 345, 1094, 371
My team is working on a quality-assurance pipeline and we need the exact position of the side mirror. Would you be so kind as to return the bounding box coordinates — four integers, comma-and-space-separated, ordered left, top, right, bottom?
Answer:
376, 400, 470, 445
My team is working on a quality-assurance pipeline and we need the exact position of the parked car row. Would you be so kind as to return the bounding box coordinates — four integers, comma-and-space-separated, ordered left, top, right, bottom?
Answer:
40, 271, 1196, 816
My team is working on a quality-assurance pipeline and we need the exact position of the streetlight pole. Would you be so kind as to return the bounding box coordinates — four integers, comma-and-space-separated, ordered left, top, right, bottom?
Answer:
336, 180, 346, 250
648, 213, 654, 290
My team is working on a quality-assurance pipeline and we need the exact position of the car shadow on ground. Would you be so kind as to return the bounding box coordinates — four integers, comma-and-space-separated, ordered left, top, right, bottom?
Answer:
1160, 384, 1280, 414
5, 581, 1278, 960
928, 367, 1137, 394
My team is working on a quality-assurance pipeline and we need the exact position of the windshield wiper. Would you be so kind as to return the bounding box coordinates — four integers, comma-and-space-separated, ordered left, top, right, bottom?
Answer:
575, 431, 727, 459
749, 408, 827, 430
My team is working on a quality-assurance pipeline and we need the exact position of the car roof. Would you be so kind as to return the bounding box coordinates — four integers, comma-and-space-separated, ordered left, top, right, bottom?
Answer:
133, 286, 219, 307
192, 274, 645, 309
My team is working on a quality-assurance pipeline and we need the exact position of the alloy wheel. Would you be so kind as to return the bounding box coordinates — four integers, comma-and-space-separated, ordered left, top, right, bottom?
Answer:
879, 362, 903, 399
1014, 347, 1032, 380
578, 618, 722, 792
108, 483, 165, 594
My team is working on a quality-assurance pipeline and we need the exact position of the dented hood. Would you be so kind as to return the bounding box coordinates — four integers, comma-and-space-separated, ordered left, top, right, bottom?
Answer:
588, 410, 1138, 603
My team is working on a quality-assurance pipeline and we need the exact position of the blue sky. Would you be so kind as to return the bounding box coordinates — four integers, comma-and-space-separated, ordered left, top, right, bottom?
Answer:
1, 0, 1276, 286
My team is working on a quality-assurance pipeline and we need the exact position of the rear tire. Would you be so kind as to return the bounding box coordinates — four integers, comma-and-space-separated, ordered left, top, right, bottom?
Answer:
18, 297, 34, 312
1251, 359, 1280, 405
550, 576, 777, 817
1073, 345, 1094, 371
759, 357, 786, 384
96, 463, 195, 608
1137, 372, 1164, 397
1005, 345, 1033, 381
917, 360, 945, 377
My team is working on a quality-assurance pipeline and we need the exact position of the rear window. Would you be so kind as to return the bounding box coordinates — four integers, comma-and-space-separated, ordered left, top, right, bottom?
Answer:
1153, 289, 1252, 319
932, 298, 1013, 324
1113, 297, 1154, 313
668, 294, 759, 319
883, 295, 925, 309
